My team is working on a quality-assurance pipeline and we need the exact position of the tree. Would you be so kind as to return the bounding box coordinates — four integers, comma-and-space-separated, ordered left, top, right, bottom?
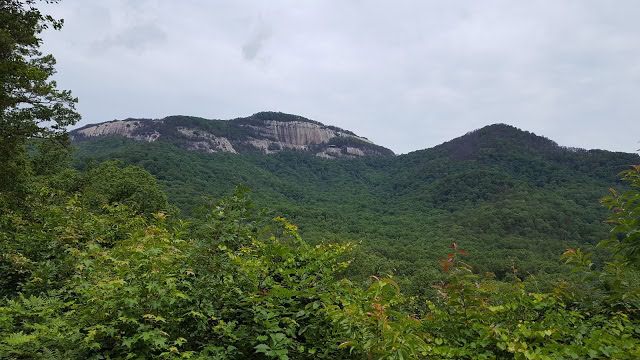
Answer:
563, 164, 640, 313
0, 0, 80, 206
81, 161, 170, 216
600, 165, 640, 268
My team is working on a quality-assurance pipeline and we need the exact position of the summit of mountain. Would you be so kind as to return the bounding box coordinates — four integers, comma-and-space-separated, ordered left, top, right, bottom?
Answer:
435, 123, 560, 160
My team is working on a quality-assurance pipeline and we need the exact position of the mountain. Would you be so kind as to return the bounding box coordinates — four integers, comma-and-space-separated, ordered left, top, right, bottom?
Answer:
71, 111, 394, 159
71, 117, 640, 294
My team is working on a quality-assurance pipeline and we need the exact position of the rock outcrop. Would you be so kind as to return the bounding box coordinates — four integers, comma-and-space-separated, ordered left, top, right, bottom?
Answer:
75, 120, 162, 142
71, 112, 394, 159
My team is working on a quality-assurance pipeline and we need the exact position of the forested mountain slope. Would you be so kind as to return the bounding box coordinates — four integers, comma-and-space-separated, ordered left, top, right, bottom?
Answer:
72, 119, 639, 292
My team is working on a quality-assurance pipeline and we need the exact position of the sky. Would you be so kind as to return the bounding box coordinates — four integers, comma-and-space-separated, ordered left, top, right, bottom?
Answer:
40, 0, 640, 154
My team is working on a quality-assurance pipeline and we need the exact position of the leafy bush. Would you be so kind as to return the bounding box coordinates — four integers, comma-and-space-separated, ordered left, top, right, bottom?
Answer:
1, 186, 354, 359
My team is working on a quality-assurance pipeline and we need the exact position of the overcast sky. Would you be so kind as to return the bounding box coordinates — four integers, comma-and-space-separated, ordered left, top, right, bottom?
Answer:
41, 0, 640, 154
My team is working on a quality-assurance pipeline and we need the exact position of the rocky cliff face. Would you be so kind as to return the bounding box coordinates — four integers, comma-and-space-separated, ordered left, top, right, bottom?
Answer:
71, 112, 394, 158
75, 120, 162, 142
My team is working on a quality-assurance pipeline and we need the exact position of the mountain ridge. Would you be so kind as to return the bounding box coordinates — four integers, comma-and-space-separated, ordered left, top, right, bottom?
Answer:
72, 112, 633, 158
71, 111, 394, 159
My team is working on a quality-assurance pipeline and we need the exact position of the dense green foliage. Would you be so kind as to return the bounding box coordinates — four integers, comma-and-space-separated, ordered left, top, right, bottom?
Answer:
81, 161, 170, 215
0, 0, 80, 208
72, 128, 639, 296
3, 160, 640, 358
3, 1, 640, 358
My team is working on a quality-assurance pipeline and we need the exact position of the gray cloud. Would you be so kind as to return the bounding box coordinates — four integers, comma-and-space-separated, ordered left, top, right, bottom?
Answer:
40, 0, 640, 154
242, 19, 272, 61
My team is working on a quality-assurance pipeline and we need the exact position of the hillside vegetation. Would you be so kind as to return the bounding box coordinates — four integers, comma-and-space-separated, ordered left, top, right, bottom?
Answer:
2, 1, 640, 359
3, 136, 640, 358
72, 124, 639, 296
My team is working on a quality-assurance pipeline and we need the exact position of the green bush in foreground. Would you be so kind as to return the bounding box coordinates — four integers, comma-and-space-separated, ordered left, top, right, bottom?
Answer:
1, 186, 354, 358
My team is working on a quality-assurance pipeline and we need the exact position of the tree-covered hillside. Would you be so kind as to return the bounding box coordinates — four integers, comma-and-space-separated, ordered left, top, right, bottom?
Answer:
71, 124, 639, 293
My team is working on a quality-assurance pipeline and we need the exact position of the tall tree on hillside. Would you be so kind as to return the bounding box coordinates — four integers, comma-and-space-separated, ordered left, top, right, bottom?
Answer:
0, 0, 80, 206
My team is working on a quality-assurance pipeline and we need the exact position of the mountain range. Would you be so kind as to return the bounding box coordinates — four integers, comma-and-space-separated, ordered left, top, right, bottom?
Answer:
70, 112, 639, 294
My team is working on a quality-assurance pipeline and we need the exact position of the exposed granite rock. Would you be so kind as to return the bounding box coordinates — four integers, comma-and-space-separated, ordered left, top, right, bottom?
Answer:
71, 112, 394, 158
177, 127, 237, 153
75, 120, 161, 142
315, 145, 380, 159
246, 120, 372, 146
